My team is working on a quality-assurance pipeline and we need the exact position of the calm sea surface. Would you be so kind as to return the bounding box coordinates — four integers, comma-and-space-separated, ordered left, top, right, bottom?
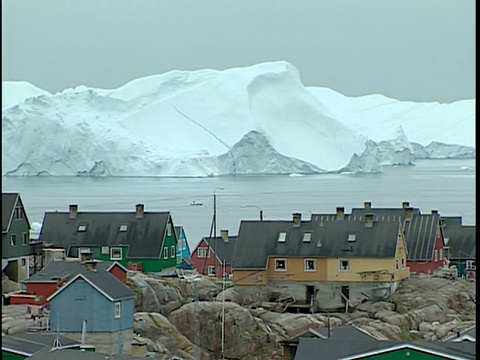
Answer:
2, 159, 475, 249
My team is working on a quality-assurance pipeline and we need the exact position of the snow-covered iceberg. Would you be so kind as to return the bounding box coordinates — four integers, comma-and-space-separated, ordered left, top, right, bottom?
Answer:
1, 61, 475, 177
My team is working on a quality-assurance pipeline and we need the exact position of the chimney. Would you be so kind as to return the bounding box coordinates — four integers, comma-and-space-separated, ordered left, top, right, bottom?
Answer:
336, 206, 345, 220
84, 260, 97, 271
292, 213, 301, 227
364, 201, 371, 209
402, 201, 410, 209
69, 204, 78, 219
135, 203, 144, 219
220, 229, 229, 242
431, 210, 438, 215
404, 206, 414, 220
365, 213, 374, 228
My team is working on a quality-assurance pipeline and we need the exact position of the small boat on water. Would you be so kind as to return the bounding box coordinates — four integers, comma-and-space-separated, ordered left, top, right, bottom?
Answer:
190, 201, 203, 206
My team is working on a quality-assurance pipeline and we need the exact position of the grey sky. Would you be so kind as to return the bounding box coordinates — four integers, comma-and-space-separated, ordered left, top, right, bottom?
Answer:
2, 0, 475, 102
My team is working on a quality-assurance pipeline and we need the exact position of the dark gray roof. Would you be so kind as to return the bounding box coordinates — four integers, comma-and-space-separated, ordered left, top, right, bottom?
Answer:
233, 218, 401, 270
48, 268, 135, 302
2, 192, 31, 232
348, 208, 440, 261
24, 260, 119, 283
294, 338, 476, 360
2, 333, 80, 356
443, 225, 476, 260
29, 347, 148, 359
203, 236, 238, 265
281, 325, 377, 344
39, 210, 172, 259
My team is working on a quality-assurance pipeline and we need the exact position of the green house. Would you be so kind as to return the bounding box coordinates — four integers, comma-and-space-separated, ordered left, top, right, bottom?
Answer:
2, 192, 34, 282
38, 203, 179, 273
294, 338, 476, 360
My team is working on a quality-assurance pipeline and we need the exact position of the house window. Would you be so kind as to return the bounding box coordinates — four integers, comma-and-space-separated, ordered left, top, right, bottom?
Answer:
466, 260, 475, 270
198, 247, 210, 258
10, 235, 16, 246
208, 266, 215, 276
114, 302, 121, 318
303, 232, 312, 242
78, 247, 91, 259
21, 258, 26, 266
119, 225, 128, 232
275, 259, 287, 271
339, 259, 350, 272
304, 259, 316, 271
163, 248, 168, 259
21, 233, 27, 246
396, 259, 399, 270
110, 247, 122, 260
171, 245, 176, 258
167, 223, 172, 236
78, 224, 87, 232
439, 248, 443, 261
277, 232, 287, 243
401, 258, 405, 269
434, 249, 438, 262
347, 234, 356, 242
15, 207, 23, 220
182, 240, 186, 250
101, 246, 109, 255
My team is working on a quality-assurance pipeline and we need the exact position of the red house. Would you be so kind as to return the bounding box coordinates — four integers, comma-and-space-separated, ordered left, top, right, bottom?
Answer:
191, 230, 237, 279
15, 260, 128, 306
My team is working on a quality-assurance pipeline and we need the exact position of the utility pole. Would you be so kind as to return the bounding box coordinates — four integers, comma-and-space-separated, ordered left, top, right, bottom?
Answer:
209, 188, 224, 279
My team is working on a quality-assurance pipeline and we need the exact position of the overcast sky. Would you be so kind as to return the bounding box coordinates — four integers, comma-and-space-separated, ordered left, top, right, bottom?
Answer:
2, 0, 475, 102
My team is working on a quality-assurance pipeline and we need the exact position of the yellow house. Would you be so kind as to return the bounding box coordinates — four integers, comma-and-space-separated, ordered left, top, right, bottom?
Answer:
232, 211, 410, 311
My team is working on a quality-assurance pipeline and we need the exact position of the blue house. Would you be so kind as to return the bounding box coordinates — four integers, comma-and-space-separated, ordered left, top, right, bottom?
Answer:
175, 226, 193, 270
47, 263, 135, 355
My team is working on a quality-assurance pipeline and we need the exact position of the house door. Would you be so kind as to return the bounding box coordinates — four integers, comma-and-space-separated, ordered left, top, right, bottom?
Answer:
306, 285, 315, 304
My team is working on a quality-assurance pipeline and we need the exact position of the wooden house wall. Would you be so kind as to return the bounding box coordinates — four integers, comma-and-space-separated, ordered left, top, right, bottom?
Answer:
49, 279, 134, 333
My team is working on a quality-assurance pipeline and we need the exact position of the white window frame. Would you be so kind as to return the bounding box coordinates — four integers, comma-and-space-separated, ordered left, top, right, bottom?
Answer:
110, 247, 122, 261
466, 260, 475, 270
167, 223, 172, 236
304, 259, 316, 272
302, 232, 312, 242
101, 246, 109, 255
114, 302, 121, 318
277, 232, 287, 243
401, 258, 405, 269
171, 245, 176, 258
197, 247, 210, 258
275, 259, 287, 271
119, 224, 128, 232
395, 259, 399, 270
21, 233, 28, 246
439, 248, 443, 261
347, 234, 356, 242
434, 249, 438, 262
339, 259, 350, 272
21, 258, 26, 266
10, 234, 16, 246
15, 207, 23, 220
78, 224, 87, 232
163, 247, 168, 259
207, 266, 215, 276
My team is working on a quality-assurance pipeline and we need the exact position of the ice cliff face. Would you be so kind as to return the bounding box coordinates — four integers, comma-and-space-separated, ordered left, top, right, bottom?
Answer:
1, 62, 475, 177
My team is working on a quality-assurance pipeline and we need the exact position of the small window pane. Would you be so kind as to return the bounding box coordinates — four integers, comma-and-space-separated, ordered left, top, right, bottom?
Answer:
101, 246, 109, 255
115, 302, 121, 318
163, 248, 168, 259
208, 266, 215, 276
303, 232, 312, 242
278, 232, 287, 243
78, 224, 87, 232
119, 225, 128, 232
347, 234, 356, 242
305, 259, 316, 271
339, 259, 350, 271
10, 235, 16, 246
110, 247, 122, 260
275, 259, 286, 271
171, 245, 175, 258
